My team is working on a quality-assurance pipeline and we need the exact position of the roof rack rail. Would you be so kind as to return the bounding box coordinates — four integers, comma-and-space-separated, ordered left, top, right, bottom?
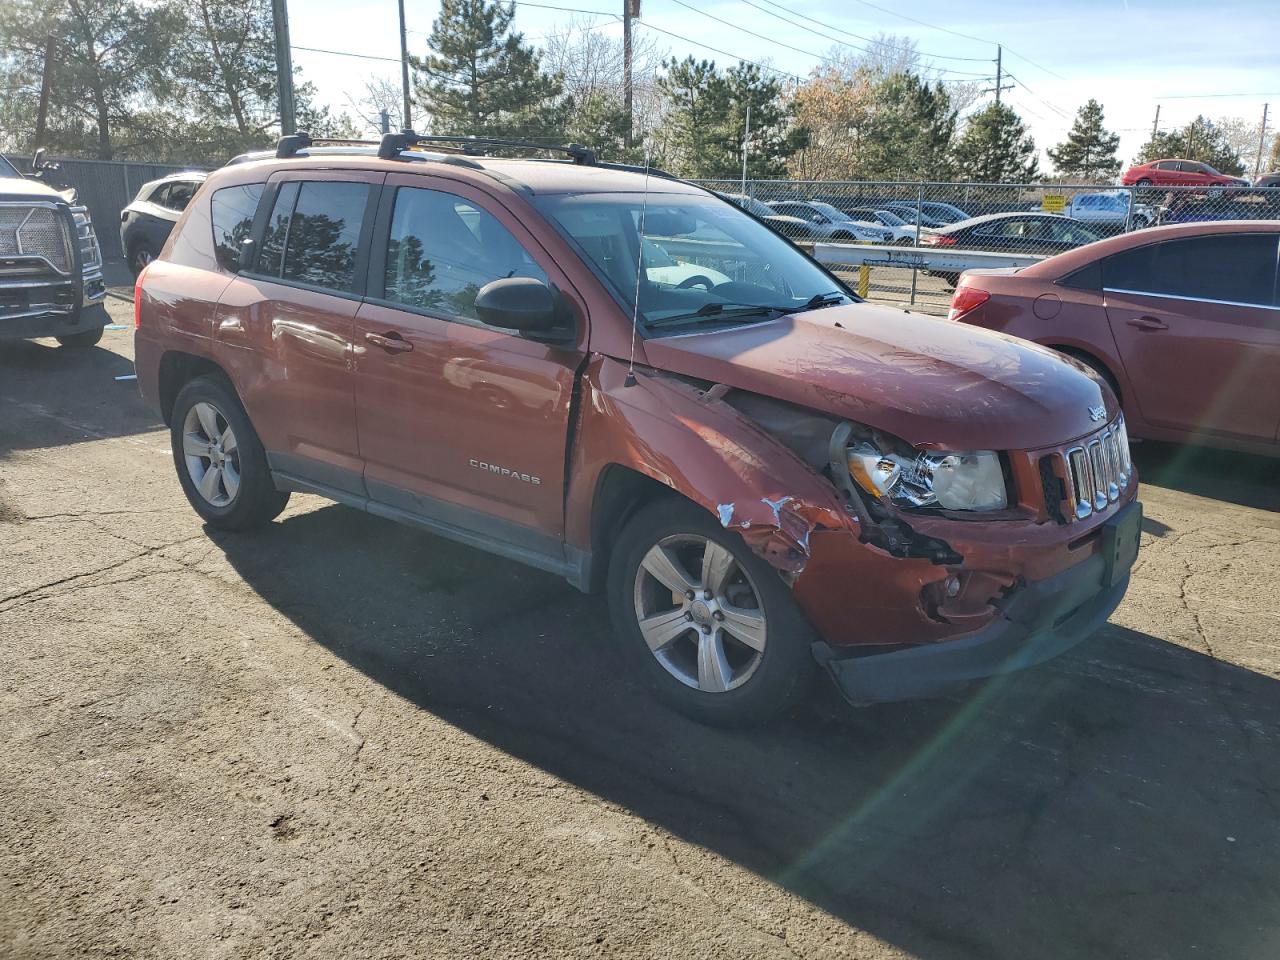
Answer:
377, 130, 596, 165
276, 131, 382, 159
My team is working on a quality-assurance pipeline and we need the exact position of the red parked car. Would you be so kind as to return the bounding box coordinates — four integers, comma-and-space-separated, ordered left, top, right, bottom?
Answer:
950, 221, 1280, 457
1121, 159, 1248, 188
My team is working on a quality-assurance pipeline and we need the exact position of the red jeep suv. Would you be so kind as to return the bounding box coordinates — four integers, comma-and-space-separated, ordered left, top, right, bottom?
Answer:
134, 132, 1142, 725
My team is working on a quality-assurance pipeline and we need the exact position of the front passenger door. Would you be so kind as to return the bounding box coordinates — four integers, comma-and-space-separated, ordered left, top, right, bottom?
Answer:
354, 177, 584, 549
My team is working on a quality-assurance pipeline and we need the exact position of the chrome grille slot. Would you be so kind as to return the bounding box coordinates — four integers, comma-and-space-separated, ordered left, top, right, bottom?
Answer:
1066, 447, 1093, 519
1060, 416, 1133, 521
1087, 440, 1107, 512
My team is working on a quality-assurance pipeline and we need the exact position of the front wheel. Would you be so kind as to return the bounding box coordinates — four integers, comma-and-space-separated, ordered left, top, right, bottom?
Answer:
170, 376, 289, 530
56, 325, 104, 348
608, 498, 815, 726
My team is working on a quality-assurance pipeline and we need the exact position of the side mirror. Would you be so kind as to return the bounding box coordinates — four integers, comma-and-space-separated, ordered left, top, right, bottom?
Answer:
474, 277, 570, 341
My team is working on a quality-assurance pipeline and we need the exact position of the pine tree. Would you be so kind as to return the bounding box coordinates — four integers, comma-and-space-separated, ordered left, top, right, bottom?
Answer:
953, 103, 1039, 182
860, 73, 956, 180
656, 58, 804, 179
414, 0, 566, 141
1048, 99, 1120, 181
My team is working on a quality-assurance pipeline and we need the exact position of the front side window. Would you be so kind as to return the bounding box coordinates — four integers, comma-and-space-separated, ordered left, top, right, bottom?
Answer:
256, 180, 371, 292
1103, 234, 1279, 306
383, 187, 548, 323
534, 190, 851, 334
210, 182, 264, 272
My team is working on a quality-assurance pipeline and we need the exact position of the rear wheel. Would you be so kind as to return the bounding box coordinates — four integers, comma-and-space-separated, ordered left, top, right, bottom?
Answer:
608, 498, 815, 726
170, 376, 289, 530
1135, 178, 1152, 188
128, 239, 157, 277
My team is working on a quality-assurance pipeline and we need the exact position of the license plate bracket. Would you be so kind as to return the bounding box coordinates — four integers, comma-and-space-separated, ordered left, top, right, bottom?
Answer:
1102, 502, 1143, 588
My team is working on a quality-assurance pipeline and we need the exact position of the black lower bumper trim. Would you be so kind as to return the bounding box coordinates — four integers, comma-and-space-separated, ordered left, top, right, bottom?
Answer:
814, 502, 1141, 704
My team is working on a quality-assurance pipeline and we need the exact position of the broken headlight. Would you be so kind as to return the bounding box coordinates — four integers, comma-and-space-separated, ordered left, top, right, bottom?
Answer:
847, 443, 1007, 512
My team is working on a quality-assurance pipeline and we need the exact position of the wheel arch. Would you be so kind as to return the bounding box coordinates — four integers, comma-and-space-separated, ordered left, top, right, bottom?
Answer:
157, 350, 234, 426
1044, 343, 1123, 403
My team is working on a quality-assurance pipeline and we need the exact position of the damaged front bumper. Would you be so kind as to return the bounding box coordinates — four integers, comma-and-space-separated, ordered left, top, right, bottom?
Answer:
813, 501, 1142, 703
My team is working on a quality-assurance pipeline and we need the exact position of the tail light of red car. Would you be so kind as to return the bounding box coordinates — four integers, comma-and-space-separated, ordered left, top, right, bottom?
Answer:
923, 234, 956, 246
133, 263, 150, 329
947, 284, 990, 322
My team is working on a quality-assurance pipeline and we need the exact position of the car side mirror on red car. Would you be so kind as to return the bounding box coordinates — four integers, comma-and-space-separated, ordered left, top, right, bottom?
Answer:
474, 277, 574, 344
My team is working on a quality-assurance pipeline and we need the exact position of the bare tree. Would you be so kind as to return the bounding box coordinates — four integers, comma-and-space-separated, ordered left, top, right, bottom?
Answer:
540, 17, 667, 138
345, 75, 422, 136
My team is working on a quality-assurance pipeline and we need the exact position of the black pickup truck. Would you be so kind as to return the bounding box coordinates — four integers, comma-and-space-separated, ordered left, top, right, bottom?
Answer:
0, 152, 108, 347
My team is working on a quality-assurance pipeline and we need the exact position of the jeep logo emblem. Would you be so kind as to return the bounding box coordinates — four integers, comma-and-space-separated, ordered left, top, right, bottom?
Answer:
1088, 404, 1106, 423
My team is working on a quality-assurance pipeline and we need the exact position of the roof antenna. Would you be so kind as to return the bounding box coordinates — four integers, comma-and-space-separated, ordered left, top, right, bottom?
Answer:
624, 139, 652, 389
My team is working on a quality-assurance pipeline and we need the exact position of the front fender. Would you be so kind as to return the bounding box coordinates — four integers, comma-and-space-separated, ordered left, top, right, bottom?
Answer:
564, 355, 855, 577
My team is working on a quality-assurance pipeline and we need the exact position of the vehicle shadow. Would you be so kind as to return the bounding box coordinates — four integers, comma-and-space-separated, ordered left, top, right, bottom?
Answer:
0, 337, 161, 455
1133, 440, 1280, 512
212, 503, 1280, 960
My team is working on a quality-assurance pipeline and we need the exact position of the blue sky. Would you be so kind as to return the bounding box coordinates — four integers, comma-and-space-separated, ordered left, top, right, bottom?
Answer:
289, 0, 1280, 169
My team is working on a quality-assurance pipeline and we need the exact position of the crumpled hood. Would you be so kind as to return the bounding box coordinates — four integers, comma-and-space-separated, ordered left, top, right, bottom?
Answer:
641, 302, 1117, 451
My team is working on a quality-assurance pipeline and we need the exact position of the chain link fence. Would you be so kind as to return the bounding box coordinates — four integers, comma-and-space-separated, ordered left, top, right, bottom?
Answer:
694, 178, 1280, 314
8, 156, 208, 261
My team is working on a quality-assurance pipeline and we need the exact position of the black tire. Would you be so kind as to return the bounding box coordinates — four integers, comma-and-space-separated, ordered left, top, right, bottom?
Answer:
1135, 178, 1152, 188
55, 325, 104, 348
170, 375, 289, 530
128, 239, 158, 277
831, 231, 854, 241
607, 497, 816, 726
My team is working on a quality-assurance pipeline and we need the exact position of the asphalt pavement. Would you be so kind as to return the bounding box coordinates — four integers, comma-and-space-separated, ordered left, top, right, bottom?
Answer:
2, 294, 1279, 959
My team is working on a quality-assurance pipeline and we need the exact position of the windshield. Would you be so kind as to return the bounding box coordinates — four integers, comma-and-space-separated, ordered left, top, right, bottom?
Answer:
874, 209, 905, 226
809, 201, 849, 221
0, 155, 21, 179
535, 191, 851, 333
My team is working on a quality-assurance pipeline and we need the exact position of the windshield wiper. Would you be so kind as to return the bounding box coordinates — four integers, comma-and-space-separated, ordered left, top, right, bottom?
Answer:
777, 291, 849, 313
648, 301, 786, 328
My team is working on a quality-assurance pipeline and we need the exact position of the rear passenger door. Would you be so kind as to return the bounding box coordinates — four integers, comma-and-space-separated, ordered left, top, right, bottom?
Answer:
213, 171, 382, 494
1102, 232, 1280, 443
353, 174, 584, 551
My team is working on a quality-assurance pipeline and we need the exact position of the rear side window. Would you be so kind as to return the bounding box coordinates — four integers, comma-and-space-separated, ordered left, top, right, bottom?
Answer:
210, 183, 264, 272
1103, 234, 1279, 306
166, 180, 197, 211
256, 181, 371, 292
382, 187, 548, 324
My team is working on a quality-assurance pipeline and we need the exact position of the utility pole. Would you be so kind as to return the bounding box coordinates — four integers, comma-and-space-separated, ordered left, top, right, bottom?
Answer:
1151, 104, 1160, 140
398, 0, 412, 131
994, 45, 1002, 107
623, 0, 640, 147
1256, 103, 1269, 178
271, 0, 296, 135
740, 103, 750, 196
34, 33, 55, 147
380, 110, 391, 135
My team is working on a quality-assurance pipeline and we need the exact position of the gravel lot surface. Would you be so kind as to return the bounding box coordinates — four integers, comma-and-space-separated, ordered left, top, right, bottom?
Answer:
2, 295, 1279, 959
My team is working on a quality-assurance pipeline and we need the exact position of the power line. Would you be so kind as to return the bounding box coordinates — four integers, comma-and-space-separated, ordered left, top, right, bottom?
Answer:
293, 44, 401, 63
748, 0, 991, 63
1002, 69, 1072, 120
633, 20, 805, 82
1156, 91, 1280, 99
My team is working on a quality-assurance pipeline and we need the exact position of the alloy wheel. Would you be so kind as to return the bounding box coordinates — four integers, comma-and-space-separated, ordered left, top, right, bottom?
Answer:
182, 401, 240, 507
632, 534, 767, 693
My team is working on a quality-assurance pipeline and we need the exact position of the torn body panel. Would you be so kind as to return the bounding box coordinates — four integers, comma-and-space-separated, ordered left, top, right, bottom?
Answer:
564, 356, 852, 579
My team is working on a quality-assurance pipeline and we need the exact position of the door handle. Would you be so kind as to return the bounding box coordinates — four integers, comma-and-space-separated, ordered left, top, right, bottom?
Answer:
1127, 316, 1168, 331
365, 331, 413, 353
